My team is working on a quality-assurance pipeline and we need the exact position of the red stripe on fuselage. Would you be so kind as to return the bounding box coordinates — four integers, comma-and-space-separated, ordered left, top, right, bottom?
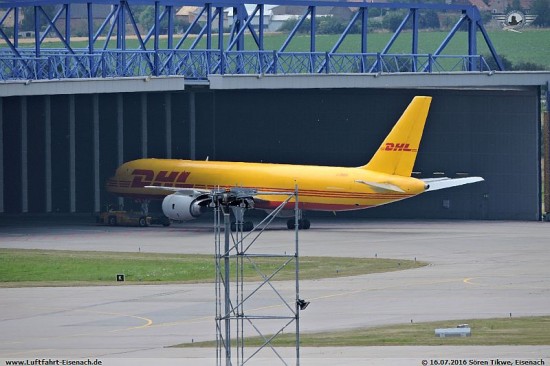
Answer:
107, 180, 414, 211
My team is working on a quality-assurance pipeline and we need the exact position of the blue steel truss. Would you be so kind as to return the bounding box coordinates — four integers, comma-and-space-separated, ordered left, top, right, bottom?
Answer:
0, 0, 503, 81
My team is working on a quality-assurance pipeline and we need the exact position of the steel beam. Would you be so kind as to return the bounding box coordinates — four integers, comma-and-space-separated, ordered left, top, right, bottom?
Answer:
141, 92, 147, 157
478, 21, 504, 71
412, 8, 418, 71
45, 96, 52, 213
381, 10, 412, 55
33, 5, 39, 57
0, 98, 3, 213
165, 93, 172, 158
330, 10, 362, 54
13, 6, 18, 49
93, 94, 100, 213
117, 93, 123, 208
189, 91, 195, 160
279, 6, 311, 52
0, 77, 189, 97
361, 7, 367, 54
468, 16, 477, 71
117, 1, 125, 50
310, 6, 316, 53
21, 96, 28, 213
259, 4, 264, 50
206, 3, 212, 51
167, 4, 173, 49
208, 72, 550, 90
175, 6, 206, 50
96, 4, 119, 50
69, 94, 76, 213
0, 1, 506, 79
87, 2, 94, 54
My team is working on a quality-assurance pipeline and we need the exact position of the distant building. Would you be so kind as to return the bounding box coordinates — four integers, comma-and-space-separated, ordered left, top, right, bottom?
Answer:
0, 10, 17, 27
477, 0, 534, 13
225, 5, 281, 32
442, 0, 536, 13
175, 4, 338, 32
18, 31, 34, 38
469, 0, 491, 11
176, 6, 203, 24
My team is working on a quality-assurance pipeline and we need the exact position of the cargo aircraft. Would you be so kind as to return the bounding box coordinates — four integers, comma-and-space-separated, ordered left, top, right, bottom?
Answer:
106, 96, 483, 229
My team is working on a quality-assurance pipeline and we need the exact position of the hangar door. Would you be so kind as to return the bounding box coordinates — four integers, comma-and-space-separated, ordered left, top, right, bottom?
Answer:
0, 87, 541, 220
208, 88, 541, 220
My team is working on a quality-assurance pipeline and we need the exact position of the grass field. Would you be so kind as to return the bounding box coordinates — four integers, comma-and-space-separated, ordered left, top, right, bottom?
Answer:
176, 316, 550, 347
0, 248, 426, 287
21, 28, 550, 70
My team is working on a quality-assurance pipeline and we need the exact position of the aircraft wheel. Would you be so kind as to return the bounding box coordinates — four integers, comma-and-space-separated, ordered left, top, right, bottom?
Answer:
244, 221, 254, 231
138, 217, 148, 227
288, 219, 310, 230
108, 216, 117, 226
231, 222, 253, 232
287, 219, 295, 230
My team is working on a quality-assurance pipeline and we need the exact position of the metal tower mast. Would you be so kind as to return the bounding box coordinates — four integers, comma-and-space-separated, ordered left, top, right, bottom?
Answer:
211, 187, 305, 365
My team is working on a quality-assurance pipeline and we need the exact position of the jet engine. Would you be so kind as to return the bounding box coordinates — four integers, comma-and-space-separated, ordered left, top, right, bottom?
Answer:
161, 193, 209, 221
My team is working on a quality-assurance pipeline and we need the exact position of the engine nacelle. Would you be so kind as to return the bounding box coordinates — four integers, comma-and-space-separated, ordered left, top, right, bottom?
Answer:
161, 194, 206, 221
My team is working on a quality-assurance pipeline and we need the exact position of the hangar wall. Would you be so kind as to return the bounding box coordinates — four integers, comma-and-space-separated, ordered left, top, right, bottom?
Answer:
0, 87, 541, 220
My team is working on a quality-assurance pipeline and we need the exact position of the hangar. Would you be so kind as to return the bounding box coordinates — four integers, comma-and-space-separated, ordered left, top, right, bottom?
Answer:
0, 0, 549, 221
1, 72, 549, 220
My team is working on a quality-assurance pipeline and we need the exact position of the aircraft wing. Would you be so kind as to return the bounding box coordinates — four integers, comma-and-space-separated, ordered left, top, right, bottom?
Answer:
421, 177, 484, 192
144, 186, 210, 196
144, 186, 293, 198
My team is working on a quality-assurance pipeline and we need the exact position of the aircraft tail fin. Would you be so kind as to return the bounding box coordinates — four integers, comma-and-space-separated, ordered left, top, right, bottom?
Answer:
362, 96, 432, 177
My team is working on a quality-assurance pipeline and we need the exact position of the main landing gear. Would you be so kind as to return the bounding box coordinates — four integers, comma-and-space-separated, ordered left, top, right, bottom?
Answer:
230, 216, 311, 231
232, 219, 310, 231
231, 221, 255, 232
230, 200, 311, 231
230, 204, 255, 232
286, 218, 311, 230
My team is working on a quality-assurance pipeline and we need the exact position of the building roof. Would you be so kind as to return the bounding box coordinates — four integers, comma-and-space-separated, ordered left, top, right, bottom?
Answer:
0, 10, 15, 27
176, 6, 201, 17
225, 4, 278, 17
485, 0, 534, 12
469, 0, 491, 11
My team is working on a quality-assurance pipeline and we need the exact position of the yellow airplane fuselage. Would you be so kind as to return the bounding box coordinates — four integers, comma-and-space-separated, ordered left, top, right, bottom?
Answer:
105, 97, 483, 219
107, 158, 427, 211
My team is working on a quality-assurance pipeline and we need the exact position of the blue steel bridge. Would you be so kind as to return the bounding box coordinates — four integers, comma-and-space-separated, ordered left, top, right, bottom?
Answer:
0, 0, 504, 81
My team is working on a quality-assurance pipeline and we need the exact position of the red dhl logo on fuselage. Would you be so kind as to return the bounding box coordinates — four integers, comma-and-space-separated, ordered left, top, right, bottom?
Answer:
381, 143, 417, 152
131, 169, 191, 188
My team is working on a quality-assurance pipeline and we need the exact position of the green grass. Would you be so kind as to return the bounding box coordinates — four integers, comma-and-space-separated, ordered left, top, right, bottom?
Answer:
14, 29, 550, 70
0, 248, 426, 286
176, 316, 550, 347
262, 29, 550, 69
477, 29, 550, 69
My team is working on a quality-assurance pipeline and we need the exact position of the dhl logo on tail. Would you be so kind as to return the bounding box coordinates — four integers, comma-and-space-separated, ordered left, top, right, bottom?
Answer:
381, 143, 418, 152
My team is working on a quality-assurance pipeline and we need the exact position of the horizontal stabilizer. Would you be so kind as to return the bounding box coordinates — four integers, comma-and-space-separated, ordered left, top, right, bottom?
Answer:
355, 180, 405, 193
421, 177, 484, 192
